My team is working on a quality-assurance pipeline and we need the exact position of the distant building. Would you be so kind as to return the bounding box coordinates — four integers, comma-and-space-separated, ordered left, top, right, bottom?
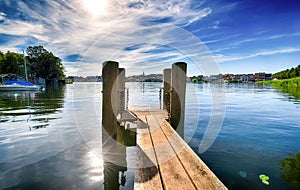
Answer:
202, 76, 208, 82
197, 75, 203, 81
126, 74, 163, 82
70, 75, 102, 82
208, 74, 223, 81
239, 74, 255, 82
192, 72, 271, 83
240, 74, 248, 82
234, 74, 242, 80
247, 74, 255, 82
223, 74, 234, 80
255, 72, 265, 81
265, 73, 272, 80
254, 72, 272, 81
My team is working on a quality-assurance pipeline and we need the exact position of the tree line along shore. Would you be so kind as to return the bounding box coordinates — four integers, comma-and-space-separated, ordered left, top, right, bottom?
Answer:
0, 46, 65, 84
1, 45, 299, 88
257, 65, 300, 88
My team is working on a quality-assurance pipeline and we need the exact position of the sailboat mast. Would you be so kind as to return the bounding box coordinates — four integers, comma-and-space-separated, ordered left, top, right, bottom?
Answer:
22, 50, 28, 82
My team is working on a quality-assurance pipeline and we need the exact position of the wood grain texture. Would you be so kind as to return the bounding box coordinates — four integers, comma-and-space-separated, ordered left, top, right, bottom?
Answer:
132, 110, 227, 190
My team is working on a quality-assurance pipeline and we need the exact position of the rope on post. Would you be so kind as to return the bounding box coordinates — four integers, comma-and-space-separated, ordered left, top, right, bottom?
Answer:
159, 87, 162, 109
126, 87, 129, 110
120, 90, 125, 111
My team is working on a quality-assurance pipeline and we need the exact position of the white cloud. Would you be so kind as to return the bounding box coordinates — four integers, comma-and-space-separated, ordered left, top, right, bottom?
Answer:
0, 12, 6, 21
0, 11, 45, 38
215, 48, 300, 63
0, 19, 45, 37
211, 32, 300, 53
0, 0, 215, 76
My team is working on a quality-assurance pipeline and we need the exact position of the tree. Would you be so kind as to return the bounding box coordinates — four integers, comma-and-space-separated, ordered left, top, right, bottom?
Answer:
0, 51, 4, 72
26, 46, 47, 58
0, 51, 24, 75
26, 46, 65, 79
272, 65, 300, 79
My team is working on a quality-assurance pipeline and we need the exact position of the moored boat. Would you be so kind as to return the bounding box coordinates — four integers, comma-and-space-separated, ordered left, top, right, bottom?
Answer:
0, 80, 41, 91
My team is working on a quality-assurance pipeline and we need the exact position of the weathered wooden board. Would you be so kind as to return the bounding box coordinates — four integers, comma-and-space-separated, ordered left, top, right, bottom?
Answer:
132, 110, 227, 190
160, 120, 227, 190
134, 110, 163, 190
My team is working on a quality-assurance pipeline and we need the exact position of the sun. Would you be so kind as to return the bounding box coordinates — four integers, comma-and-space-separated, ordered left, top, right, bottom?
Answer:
83, 0, 107, 16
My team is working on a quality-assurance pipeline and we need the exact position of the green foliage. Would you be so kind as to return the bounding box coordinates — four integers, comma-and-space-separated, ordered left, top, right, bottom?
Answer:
227, 78, 241, 83
26, 46, 65, 79
281, 152, 300, 189
0, 51, 25, 75
258, 78, 300, 101
279, 86, 300, 101
191, 78, 197, 83
257, 77, 300, 88
190, 76, 203, 83
0, 46, 65, 80
272, 65, 300, 79
66, 79, 73, 84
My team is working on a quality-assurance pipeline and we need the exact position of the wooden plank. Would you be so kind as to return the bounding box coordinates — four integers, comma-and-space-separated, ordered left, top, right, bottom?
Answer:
160, 121, 227, 190
134, 138, 163, 189
133, 110, 196, 190
134, 111, 163, 190
132, 110, 227, 190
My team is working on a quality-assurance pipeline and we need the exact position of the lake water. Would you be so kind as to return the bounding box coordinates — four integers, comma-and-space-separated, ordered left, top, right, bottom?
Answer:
0, 82, 299, 189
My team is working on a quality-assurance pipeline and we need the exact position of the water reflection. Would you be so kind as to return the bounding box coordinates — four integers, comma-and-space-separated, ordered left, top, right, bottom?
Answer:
278, 86, 300, 101
280, 152, 300, 189
102, 125, 136, 190
188, 83, 300, 190
0, 86, 65, 129
1, 82, 298, 189
126, 82, 162, 109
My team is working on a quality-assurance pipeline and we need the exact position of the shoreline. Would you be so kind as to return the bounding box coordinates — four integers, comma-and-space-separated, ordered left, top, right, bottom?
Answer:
257, 77, 300, 88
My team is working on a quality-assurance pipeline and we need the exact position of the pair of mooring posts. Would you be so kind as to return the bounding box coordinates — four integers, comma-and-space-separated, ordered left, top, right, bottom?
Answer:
102, 61, 187, 138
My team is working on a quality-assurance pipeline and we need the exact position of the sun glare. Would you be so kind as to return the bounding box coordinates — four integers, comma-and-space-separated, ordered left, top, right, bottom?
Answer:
83, 0, 107, 15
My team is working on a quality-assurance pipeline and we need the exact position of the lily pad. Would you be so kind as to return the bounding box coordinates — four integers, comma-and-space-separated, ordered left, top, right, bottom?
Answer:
259, 174, 270, 185
262, 179, 270, 185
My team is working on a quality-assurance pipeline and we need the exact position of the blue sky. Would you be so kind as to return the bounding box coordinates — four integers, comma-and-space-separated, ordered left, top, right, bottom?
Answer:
0, 0, 300, 76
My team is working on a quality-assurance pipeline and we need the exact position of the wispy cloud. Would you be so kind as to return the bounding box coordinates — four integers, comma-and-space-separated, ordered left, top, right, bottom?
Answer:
1, 0, 300, 76
0, 20, 45, 39
208, 31, 300, 57
0, 0, 214, 76
215, 48, 300, 63
0, 12, 5, 21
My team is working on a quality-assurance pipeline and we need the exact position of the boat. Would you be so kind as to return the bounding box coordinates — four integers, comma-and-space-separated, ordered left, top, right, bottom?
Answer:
0, 80, 41, 91
0, 50, 44, 91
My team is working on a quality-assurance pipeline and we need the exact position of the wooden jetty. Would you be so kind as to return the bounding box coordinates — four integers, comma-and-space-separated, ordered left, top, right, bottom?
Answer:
102, 61, 227, 190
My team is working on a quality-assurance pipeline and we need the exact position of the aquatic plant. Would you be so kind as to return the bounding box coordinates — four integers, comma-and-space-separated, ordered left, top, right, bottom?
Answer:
280, 152, 300, 189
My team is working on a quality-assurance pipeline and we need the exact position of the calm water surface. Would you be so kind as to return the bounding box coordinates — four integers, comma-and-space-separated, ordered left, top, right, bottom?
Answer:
186, 83, 300, 190
0, 82, 299, 189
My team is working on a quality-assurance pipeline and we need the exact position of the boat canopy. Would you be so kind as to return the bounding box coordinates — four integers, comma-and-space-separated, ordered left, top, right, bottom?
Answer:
5, 80, 36, 86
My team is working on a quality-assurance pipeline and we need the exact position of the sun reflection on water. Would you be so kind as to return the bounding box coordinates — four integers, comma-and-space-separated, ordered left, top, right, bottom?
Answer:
85, 149, 104, 183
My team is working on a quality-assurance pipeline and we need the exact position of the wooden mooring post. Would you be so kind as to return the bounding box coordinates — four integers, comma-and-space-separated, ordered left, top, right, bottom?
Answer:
102, 62, 135, 190
102, 61, 227, 190
163, 62, 187, 137
102, 61, 119, 139
163, 69, 171, 114
118, 68, 125, 112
